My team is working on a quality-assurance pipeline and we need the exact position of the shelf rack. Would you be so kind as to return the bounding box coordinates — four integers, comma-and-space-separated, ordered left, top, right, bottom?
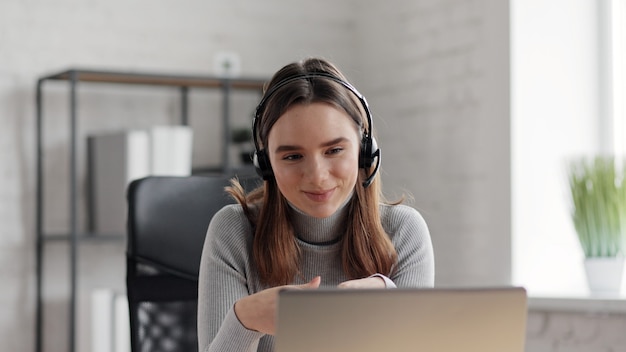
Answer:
35, 69, 267, 352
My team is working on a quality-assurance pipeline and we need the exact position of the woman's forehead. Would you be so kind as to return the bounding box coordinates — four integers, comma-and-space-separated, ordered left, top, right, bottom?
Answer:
267, 103, 360, 147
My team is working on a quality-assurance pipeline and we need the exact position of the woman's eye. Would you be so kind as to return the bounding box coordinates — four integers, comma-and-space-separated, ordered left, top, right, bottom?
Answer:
283, 154, 302, 161
327, 147, 343, 155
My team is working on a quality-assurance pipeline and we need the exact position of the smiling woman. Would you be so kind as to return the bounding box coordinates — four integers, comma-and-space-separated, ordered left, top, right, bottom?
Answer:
196, 57, 435, 352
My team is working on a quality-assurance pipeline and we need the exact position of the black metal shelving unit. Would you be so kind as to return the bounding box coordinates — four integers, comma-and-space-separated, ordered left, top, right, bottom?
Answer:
35, 69, 266, 352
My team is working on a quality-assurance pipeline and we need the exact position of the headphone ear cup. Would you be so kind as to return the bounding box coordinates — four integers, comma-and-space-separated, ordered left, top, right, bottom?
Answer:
253, 149, 274, 180
359, 136, 378, 169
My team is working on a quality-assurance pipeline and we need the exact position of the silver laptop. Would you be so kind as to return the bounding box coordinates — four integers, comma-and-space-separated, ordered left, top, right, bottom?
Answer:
275, 287, 527, 352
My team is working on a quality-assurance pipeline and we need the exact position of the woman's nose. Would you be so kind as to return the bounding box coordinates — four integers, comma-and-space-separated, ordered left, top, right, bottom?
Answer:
303, 156, 328, 183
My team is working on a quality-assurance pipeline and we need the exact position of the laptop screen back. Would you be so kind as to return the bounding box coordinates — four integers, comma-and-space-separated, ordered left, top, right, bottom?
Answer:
275, 287, 527, 352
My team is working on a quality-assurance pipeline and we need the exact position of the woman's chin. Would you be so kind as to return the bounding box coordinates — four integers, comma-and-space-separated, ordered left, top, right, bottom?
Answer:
299, 203, 339, 219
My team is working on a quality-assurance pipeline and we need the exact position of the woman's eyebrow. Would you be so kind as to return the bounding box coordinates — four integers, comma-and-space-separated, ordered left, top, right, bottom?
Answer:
273, 137, 349, 153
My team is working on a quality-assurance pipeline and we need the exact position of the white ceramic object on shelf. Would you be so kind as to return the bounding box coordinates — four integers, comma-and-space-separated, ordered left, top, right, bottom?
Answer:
584, 257, 625, 293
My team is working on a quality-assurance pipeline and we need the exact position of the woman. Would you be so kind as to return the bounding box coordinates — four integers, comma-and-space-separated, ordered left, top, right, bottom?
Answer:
198, 57, 434, 352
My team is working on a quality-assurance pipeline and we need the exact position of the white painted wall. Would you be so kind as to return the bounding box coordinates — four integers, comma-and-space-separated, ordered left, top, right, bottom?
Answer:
511, 0, 601, 294
512, 1, 626, 350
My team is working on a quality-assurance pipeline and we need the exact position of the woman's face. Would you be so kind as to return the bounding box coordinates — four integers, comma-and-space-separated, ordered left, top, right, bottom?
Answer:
267, 102, 360, 218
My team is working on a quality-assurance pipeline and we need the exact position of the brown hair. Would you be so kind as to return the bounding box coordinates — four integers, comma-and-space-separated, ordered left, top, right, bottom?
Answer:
227, 57, 398, 287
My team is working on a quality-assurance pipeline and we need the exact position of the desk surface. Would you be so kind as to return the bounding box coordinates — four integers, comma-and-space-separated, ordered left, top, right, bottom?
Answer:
528, 292, 626, 313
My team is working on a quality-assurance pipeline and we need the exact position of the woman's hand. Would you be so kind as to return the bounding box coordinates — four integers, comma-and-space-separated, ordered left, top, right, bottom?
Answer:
234, 276, 321, 335
337, 276, 386, 289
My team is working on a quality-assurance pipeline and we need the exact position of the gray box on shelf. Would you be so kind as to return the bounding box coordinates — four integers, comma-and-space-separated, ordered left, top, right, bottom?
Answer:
88, 126, 193, 235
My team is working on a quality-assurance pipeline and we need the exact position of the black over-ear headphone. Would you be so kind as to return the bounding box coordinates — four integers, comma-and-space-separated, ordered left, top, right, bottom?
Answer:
252, 72, 381, 188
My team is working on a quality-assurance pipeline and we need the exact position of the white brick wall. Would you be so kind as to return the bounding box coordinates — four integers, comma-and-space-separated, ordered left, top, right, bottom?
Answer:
2, 0, 626, 351
356, 0, 511, 286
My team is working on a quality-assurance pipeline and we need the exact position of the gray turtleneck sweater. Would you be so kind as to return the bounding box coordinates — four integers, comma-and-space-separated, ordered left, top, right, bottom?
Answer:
197, 202, 434, 352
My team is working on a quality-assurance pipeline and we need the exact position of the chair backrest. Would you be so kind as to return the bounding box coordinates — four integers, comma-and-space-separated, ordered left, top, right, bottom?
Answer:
125, 175, 258, 352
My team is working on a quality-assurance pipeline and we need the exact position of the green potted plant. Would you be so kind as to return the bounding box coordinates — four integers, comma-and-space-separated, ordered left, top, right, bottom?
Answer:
231, 126, 254, 165
567, 156, 626, 293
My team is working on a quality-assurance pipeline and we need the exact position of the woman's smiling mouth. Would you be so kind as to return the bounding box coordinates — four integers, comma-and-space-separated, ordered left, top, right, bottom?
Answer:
303, 188, 335, 202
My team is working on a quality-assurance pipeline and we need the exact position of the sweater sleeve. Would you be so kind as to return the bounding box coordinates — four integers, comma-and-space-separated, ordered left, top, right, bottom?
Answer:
383, 204, 435, 288
368, 273, 397, 288
197, 205, 265, 352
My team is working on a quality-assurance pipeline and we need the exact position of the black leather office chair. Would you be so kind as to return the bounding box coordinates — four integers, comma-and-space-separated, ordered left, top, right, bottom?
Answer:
125, 174, 259, 352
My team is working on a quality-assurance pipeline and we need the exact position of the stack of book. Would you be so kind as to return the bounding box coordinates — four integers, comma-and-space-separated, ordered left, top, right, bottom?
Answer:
87, 125, 193, 235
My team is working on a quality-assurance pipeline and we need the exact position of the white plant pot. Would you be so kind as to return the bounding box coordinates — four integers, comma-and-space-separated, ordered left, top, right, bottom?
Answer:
584, 257, 625, 293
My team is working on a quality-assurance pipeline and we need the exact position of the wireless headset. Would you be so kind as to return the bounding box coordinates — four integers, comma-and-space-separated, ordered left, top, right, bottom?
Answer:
252, 72, 381, 188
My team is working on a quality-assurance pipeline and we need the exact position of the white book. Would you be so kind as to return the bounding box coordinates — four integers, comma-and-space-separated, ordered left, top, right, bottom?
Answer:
88, 126, 193, 235
114, 294, 131, 352
88, 130, 150, 235
91, 289, 116, 352
149, 125, 193, 176
91, 289, 131, 352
